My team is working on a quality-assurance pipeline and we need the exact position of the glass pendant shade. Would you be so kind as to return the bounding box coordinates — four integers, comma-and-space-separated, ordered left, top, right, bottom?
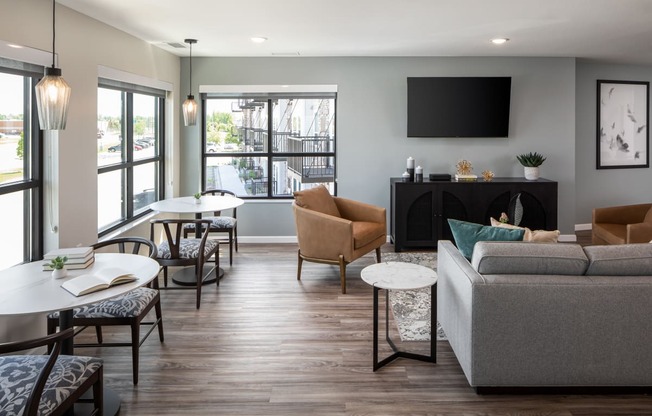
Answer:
183, 94, 197, 126
36, 67, 71, 130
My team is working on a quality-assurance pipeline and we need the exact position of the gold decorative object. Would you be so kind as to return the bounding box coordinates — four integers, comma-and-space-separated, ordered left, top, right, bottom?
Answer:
482, 170, 494, 181
456, 160, 473, 176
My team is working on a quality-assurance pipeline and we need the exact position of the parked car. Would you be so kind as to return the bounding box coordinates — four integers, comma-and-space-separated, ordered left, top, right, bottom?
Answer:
107, 143, 143, 152
135, 139, 151, 148
206, 143, 218, 152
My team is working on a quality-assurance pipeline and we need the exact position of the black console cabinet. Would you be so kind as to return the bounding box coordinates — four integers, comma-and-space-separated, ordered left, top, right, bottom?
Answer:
390, 178, 558, 252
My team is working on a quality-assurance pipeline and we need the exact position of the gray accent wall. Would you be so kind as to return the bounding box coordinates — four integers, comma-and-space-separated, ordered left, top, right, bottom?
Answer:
181, 57, 577, 237
575, 60, 652, 225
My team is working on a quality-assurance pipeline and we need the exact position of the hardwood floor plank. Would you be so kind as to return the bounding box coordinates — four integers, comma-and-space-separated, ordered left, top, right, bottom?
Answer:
70, 241, 652, 415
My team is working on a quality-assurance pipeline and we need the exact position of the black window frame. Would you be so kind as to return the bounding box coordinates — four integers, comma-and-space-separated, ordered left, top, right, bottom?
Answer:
97, 79, 165, 237
201, 93, 337, 199
0, 59, 44, 263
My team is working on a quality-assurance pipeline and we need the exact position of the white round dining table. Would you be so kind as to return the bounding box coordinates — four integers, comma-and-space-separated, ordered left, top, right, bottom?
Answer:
149, 195, 244, 285
0, 252, 160, 416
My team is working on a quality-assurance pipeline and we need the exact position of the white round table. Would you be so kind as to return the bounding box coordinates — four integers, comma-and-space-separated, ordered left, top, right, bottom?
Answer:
360, 261, 437, 371
150, 195, 244, 285
0, 253, 160, 415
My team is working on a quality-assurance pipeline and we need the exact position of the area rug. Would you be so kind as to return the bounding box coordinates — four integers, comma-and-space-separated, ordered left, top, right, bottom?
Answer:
381, 252, 446, 341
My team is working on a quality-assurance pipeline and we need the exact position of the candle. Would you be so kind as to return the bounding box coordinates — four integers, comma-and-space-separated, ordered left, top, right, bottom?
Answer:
402, 171, 410, 182
407, 157, 415, 169
415, 165, 423, 182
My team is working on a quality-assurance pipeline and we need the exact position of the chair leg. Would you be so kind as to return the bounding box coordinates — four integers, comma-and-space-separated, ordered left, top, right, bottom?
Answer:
93, 365, 103, 414
234, 225, 238, 252
163, 266, 168, 288
376, 247, 382, 263
196, 263, 202, 309
155, 298, 165, 342
131, 320, 140, 385
297, 251, 303, 281
95, 326, 103, 344
47, 319, 57, 353
339, 255, 347, 294
215, 249, 220, 288
229, 230, 233, 266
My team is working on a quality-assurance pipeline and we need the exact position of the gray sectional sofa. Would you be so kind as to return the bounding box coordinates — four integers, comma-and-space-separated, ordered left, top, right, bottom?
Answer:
437, 240, 652, 391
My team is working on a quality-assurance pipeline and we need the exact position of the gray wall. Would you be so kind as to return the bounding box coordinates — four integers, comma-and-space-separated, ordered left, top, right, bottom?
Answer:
181, 57, 577, 237
575, 60, 652, 224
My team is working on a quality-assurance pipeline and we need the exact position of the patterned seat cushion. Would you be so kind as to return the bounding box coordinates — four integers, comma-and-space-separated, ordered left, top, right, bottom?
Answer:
0, 355, 102, 416
183, 216, 236, 230
48, 287, 158, 319
157, 238, 219, 259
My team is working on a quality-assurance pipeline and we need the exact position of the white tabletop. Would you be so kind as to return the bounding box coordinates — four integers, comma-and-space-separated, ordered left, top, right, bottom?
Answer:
0, 253, 160, 316
361, 261, 437, 290
150, 195, 244, 215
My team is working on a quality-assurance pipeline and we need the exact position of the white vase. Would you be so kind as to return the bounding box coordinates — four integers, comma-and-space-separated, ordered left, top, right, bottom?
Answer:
52, 268, 67, 279
524, 166, 540, 180
194, 198, 201, 204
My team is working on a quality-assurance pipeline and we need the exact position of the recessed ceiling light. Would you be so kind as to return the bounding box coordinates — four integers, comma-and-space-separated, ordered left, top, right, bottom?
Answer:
251, 37, 267, 43
491, 38, 509, 45
7, 43, 23, 49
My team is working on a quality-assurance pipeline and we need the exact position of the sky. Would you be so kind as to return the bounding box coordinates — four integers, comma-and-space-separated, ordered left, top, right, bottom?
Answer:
0, 73, 24, 116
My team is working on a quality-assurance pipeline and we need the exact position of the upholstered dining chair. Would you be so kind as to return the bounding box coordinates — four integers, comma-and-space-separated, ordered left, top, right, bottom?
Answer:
47, 236, 163, 385
0, 328, 103, 416
182, 189, 239, 265
292, 185, 387, 294
151, 218, 220, 309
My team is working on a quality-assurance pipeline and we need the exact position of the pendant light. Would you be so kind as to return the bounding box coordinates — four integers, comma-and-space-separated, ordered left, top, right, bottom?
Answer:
35, 0, 71, 131
182, 38, 198, 126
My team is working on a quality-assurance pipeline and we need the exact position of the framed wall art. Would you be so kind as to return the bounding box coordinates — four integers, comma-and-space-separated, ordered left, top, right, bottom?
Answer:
597, 80, 649, 169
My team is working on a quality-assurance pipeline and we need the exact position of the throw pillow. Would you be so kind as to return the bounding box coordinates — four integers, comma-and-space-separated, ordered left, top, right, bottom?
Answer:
293, 185, 341, 218
447, 219, 525, 260
489, 217, 561, 243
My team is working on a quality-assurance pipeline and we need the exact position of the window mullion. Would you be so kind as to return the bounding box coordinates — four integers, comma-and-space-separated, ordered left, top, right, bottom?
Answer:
125, 93, 134, 218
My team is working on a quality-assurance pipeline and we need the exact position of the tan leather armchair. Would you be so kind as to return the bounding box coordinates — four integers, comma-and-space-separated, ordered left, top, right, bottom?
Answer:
293, 185, 386, 294
592, 203, 652, 244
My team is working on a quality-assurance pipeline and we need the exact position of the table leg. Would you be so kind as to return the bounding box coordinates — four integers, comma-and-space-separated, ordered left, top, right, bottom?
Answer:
372, 285, 437, 371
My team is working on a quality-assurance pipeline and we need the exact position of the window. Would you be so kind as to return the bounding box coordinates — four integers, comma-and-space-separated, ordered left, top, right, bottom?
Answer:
97, 80, 165, 235
202, 94, 336, 198
0, 59, 43, 268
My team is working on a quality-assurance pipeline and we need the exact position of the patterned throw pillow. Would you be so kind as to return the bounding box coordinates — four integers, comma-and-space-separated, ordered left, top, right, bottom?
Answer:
447, 219, 525, 260
489, 217, 560, 243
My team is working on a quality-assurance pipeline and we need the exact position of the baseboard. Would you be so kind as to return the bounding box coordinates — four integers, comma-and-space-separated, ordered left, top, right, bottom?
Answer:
238, 236, 297, 244
558, 234, 577, 242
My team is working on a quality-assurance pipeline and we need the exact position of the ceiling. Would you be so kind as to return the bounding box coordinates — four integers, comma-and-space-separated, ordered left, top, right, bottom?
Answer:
58, 0, 652, 65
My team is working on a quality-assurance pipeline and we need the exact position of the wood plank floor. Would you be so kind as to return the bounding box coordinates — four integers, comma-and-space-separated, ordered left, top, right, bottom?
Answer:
73, 238, 652, 415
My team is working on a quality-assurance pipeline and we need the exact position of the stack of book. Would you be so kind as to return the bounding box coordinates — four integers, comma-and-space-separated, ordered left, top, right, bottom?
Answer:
454, 174, 478, 181
43, 246, 95, 271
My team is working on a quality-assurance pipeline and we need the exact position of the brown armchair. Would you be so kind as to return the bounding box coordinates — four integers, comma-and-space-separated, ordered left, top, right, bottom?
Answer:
592, 203, 652, 244
293, 185, 386, 294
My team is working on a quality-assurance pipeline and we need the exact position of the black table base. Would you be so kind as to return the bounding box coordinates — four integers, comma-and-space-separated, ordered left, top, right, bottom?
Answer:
171, 264, 224, 286
372, 284, 437, 371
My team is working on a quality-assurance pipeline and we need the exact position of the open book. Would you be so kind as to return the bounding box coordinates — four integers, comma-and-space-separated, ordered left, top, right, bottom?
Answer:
61, 267, 138, 297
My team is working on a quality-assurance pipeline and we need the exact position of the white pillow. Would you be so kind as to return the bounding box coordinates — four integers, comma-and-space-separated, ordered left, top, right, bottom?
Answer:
489, 217, 560, 243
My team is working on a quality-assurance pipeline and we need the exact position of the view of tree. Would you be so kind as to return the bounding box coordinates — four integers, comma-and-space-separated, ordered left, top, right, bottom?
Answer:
206, 112, 238, 145
16, 131, 23, 160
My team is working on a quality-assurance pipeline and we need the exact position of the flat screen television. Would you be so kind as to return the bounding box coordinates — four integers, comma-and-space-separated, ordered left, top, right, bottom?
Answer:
407, 77, 512, 138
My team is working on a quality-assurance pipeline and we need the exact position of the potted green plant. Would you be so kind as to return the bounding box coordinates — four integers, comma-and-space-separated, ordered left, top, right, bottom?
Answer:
516, 152, 546, 180
46, 256, 68, 279
193, 192, 202, 204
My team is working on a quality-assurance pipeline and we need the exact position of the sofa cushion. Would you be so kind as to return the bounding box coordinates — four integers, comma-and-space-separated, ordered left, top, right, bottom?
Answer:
592, 223, 627, 245
489, 217, 560, 243
293, 185, 341, 218
472, 241, 589, 275
352, 221, 385, 249
583, 243, 652, 275
447, 219, 525, 260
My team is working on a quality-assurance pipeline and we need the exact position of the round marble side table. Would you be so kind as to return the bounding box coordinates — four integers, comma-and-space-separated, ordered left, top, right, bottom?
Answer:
360, 261, 438, 371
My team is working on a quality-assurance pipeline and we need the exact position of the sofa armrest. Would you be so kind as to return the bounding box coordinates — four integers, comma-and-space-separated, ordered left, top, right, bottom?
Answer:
333, 197, 386, 224
627, 222, 652, 243
592, 203, 652, 225
293, 203, 353, 260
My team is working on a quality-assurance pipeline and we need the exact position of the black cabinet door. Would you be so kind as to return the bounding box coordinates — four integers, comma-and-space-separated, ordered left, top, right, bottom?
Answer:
391, 183, 437, 252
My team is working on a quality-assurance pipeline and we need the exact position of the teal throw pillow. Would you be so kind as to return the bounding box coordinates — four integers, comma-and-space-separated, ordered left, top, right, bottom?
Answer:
447, 219, 525, 260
